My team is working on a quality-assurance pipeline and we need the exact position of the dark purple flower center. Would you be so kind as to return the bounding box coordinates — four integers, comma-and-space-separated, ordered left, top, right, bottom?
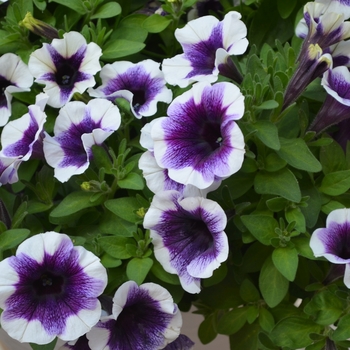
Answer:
132, 89, 146, 112
33, 271, 64, 296
55, 62, 78, 88
0, 75, 12, 107
200, 120, 222, 151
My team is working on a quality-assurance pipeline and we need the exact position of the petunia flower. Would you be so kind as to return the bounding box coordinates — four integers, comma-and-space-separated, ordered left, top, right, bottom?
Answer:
0, 231, 108, 344
0, 93, 49, 160
0, 53, 33, 126
162, 11, 248, 88
43, 98, 121, 182
310, 208, 350, 288
309, 65, 350, 133
28, 31, 102, 108
143, 190, 229, 294
86, 281, 182, 350
0, 156, 22, 185
151, 81, 245, 190
89, 59, 172, 118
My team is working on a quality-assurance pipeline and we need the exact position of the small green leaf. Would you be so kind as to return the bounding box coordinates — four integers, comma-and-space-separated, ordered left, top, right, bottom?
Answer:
142, 14, 172, 33
272, 247, 298, 281
277, 137, 322, 172
319, 170, 350, 196
240, 279, 260, 302
91, 2, 121, 19
255, 100, 279, 110
277, 0, 297, 18
99, 236, 135, 259
217, 307, 247, 335
198, 314, 217, 344
30, 338, 57, 350
247, 120, 280, 150
100, 253, 122, 268
102, 40, 145, 60
285, 207, 306, 232
259, 308, 275, 332
150, 259, 180, 285
255, 168, 301, 202
241, 215, 278, 245
270, 316, 322, 348
49, 0, 87, 13
0, 229, 30, 251
50, 191, 105, 218
118, 172, 144, 190
126, 257, 153, 285
331, 314, 350, 341
105, 197, 141, 223
259, 256, 289, 307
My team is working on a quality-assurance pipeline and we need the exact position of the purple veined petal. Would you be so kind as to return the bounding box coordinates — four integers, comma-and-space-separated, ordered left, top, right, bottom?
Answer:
0, 232, 107, 344
89, 59, 172, 118
29, 31, 102, 108
0, 53, 33, 126
310, 208, 350, 265
143, 190, 228, 294
321, 65, 350, 105
162, 11, 248, 87
152, 82, 245, 189
0, 104, 47, 160
316, 0, 350, 19
0, 156, 22, 185
87, 281, 182, 350
163, 334, 195, 350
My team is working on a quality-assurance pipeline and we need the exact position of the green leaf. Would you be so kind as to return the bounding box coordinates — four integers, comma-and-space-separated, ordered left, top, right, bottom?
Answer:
319, 170, 350, 196
118, 172, 144, 190
50, 191, 105, 218
293, 236, 316, 260
229, 322, 260, 350
277, 0, 297, 18
240, 279, 260, 302
241, 215, 278, 245
0, 229, 30, 251
272, 247, 298, 281
264, 152, 287, 172
98, 236, 135, 259
217, 307, 247, 335
92, 145, 112, 173
247, 120, 280, 150
331, 314, 350, 341
285, 207, 306, 232
320, 139, 346, 174
276, 137, 322, 172
254, 168, 301, 202
99, 211, 137, 237
91, 2, 122, 19
105, 197, 141, 223
102, 39, 145, 59
255, 100, 279, 110
100, 253, 122, 268
259, 256, 289, 307
266, 197, 289, 212
126, 257, 153, 285
259, 308, 275, 333
49, 0, 87, 14
270, 316, 322, 348
142, 14, 171, 33
304, 290, 344, 325
198, 314, 218, 344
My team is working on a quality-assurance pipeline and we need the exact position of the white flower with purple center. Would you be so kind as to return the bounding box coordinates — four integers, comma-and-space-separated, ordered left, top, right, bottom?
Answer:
0, 53, 33, 126
28, 31, 102, 108
1, 93, 49, 161
0, 231, 107, 344
162, 11, 248, 88
309, 65, 350, 133
143, 190, 229, 294
43, 98, 121, 182
89, 59, 172, 119
151, 81, 245, 189
310, 208, 350, 288
86, 281, 182, 350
